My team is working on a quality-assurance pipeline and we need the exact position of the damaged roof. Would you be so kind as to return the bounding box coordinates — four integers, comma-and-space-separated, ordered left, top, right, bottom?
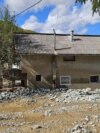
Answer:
14, 33, 100, 55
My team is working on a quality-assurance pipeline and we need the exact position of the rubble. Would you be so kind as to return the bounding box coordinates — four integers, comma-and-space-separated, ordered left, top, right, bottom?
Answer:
66, 115, 100, 133
0, 87, 99, 133
54, 88, 100, 103
0, 87, 100, 102
44, 110, 52, 116
32, 125, 43, 130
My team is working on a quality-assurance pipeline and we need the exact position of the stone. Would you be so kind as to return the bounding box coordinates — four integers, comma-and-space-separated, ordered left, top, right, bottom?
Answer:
32, 125, 42, 130
92, 115, 99, 122
44, 110, 52, 116
85, 88, 92, 93
59, 107, 67, 113
1, 92, 6, 98
49, 95, 56, 100
84, 116, 90, 123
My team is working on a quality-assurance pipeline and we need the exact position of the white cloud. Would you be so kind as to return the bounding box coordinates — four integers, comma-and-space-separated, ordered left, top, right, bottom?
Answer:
22, 15, 43, 31
4, 0, 74, 14
4, 0, 100, 34
4, 0, 38, 13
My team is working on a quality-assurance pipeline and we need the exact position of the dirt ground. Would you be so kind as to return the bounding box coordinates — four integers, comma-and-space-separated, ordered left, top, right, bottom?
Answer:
0, 94, 100, 133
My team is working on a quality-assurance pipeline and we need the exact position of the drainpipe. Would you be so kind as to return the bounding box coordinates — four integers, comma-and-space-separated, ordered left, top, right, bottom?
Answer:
53, 29, 56, 50
52, 29, 58, 89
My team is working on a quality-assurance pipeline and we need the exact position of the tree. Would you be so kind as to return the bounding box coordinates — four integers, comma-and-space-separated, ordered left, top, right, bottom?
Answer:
0, 7, 16, 77
76, 0, 100, 14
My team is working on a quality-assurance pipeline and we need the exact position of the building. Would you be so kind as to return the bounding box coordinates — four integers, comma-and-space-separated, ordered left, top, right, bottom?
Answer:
14, 32, 100, 89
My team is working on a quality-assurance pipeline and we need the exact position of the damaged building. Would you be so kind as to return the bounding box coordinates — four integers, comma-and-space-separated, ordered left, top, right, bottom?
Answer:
14, 31, 100, 89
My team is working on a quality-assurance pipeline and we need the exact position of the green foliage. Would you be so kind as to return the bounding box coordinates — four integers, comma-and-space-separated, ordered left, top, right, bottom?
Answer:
76, 0, 100, 14
0, 7, 13, 72
76, 0, 87, 4
0, 7, 34, 76
0, 19, 33, 34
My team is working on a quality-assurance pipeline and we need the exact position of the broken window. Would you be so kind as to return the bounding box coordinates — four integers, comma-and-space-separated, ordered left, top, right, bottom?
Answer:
14, 80, 21, 86
60, 76, 71, 85
36, 75, 41, 81
63, 55, 75, 61
90, 75, 99, 83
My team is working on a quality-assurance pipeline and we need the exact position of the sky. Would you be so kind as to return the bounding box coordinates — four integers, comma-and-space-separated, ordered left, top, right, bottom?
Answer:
0, 0, 100, 35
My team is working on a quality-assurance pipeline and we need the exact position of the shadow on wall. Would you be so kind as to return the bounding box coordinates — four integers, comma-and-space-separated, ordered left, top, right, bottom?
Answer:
21, 58, 52, 89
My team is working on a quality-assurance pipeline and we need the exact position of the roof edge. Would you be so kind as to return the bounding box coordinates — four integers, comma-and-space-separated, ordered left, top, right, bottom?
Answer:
14, 32, 100, 37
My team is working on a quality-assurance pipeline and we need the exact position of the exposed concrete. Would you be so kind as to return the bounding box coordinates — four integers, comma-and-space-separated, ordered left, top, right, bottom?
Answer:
21, 54, 100, 89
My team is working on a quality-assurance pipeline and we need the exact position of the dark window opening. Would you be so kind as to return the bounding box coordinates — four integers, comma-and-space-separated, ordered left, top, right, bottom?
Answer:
63, 55, 75, 61
36, 75, 41, 81
90, 75, 99, 83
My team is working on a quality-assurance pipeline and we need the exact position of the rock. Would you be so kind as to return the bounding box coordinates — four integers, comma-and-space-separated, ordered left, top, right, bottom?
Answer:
84, 116, 90, 123
32, 125, 42, 130
0, 87, 100, 102
84, 88, 92, 94
55, 98, 60, 102
49, 95, 56, 100
68, 124, 83, 133
53, 88, 100, 103
59, 107, 67, 113
1, 92, 6, 98
92, 115, 99, 122
67, 125, 92, 133
44, 110, 52, 116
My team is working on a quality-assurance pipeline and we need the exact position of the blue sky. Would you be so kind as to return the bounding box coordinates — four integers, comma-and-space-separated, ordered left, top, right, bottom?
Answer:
16, 5, 54, 25
0, 0, 100, 35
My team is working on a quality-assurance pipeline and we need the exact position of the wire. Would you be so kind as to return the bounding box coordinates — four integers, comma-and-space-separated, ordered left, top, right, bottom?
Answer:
14, 0, 42, 17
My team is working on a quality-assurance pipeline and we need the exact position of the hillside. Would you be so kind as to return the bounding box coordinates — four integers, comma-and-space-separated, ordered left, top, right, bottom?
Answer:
0, 20, 34, 33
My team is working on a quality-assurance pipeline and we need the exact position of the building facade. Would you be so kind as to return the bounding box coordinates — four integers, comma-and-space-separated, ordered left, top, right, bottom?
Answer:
15, 33, 100, 89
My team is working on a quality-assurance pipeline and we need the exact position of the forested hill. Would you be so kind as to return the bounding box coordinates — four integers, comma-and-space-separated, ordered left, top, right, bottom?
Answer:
0, 20, 34, 33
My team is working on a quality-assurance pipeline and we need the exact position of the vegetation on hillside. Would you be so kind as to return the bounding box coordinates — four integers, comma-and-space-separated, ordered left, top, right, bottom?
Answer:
0, 18, 33, 33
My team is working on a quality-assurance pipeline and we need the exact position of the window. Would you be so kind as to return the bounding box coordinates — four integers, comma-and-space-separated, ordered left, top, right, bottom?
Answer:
36, 75, 41, 81
90, 75, 99, 83
12, 64, 20, 69
63, 55, 75, 61
60, 76, 71, 85
15, 80, 21, 86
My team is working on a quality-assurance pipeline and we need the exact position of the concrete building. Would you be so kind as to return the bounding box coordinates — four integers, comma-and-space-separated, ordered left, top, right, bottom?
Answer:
15, 32, 100, 89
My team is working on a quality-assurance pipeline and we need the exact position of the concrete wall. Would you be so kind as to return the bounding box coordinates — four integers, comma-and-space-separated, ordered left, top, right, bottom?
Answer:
21, 54, 100, 89
21, 55, 53, 88
57, 55, 100, 82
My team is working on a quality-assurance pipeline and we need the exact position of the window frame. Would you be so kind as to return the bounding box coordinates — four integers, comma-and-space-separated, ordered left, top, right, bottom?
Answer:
89, 75, 99, 83
36, 75, 41, 81
60, 76, 71, 85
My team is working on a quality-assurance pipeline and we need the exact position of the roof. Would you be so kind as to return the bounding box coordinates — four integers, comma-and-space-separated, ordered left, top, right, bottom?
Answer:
14, 33, 100, 55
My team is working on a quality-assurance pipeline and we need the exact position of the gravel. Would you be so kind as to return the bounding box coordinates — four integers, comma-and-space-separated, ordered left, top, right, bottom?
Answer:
53, 88, 100, 103
0, 87, 100, 133
0, 87, 100, 103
